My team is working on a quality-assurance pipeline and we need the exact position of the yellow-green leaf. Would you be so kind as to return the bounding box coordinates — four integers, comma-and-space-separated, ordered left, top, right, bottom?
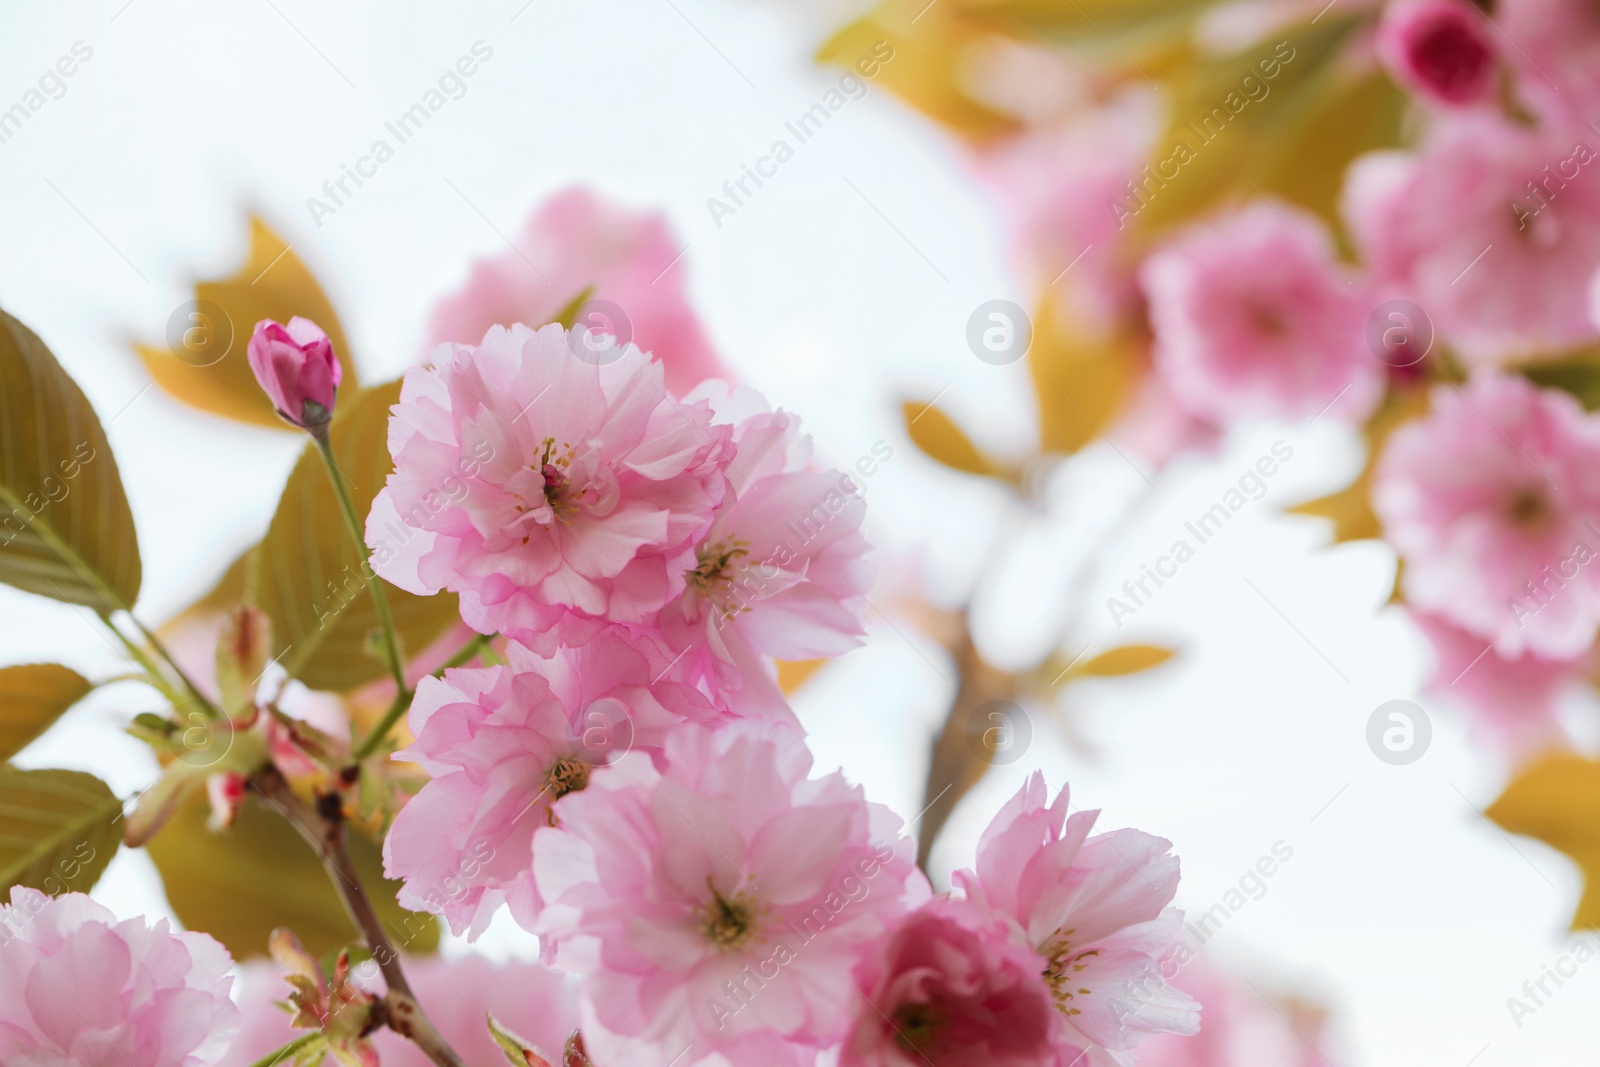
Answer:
0, 664, 91, 761
1486, 753, 1600, 930
1030, 302, 1138, 456
819, 3, 1018, 142
1522, 348, 1600, 411
146, 794, 438, 959
252, 380, 461, 691
1250, 68, 1408, 233
962, 0, 1215, 68
1071, 644, 1176, 679
902, 400, 996, 477
0, 307, 142, 611
488, 1014, 553, 1067
136, 217, 358, 430
1130, 17, 1366, 240
0, 767, 121, 894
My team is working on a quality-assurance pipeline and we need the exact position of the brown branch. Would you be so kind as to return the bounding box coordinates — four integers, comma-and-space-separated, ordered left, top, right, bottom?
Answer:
915, 615, 1016, 870
252, 769, 467, 1067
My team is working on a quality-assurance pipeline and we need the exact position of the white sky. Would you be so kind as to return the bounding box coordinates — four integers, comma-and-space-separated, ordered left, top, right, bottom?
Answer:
1, 2, 1596, 1065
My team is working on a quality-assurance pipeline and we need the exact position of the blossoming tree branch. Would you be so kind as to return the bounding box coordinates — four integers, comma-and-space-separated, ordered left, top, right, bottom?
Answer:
0, 187, 1202, 1067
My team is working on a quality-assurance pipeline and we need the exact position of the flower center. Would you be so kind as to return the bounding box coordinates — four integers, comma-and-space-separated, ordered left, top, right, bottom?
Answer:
686, 539, 751, 615
698, 877, 760, 951
525, 437, 584, 523
1506, 487, 1550, 527
1039, 928, 1097, 1018
542, 757, 591, 826
1249, 301, 1289, 339
892, 999, 948, 1052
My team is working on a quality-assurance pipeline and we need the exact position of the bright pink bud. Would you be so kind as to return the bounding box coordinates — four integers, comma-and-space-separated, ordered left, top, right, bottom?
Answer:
247, 316, 342, 429
1379, 0, 1497, 107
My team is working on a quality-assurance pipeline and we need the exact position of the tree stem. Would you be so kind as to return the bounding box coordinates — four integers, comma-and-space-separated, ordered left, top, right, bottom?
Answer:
313, 435, 409, 702
251, 769, 467, 1067
352, 686, 411, 762
434, 631, 493, 676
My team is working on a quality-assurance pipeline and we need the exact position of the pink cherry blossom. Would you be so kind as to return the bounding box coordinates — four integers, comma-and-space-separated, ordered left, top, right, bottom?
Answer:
384, 629, 726, 938
1498, 0, 1600, 129
951, 773, 1200, 1057
1344, 115, 1600, 365
365, 322, 731, 645
247, 317, 342, 429
0, 888, 238, 1067
426, 186, 726, 396
1414, 610, 1587, 755
660, 384, 872, 715
1374, 374, 1600, 658
839, 896, 1057, 1067
1377, 0, 1497, 107
221, 954, 578, 1067
1140, 202, 1381, 423
533, 721, 929, 1067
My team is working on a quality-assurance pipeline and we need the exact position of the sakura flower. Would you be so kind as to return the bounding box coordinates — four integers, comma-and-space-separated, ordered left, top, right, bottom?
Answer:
1374, 374, 1600, 658
839, 896, 1057, 1067
221, 954, 578, 1067
0, 888, 238, 1067
247, 317, 342, 430
1413, 610, 1584, 757
366, 322, 731, 644
661, 384, 872, 715
1377, 0, 1497, 107
951, 774, 1200, 1058
384, 628, 725, 938
1344, 116, 1600, 365
426, 186, 726, 395
534, 722, 929, 1067
1498, 0, 1600, 129
1140, 203, 1380, 424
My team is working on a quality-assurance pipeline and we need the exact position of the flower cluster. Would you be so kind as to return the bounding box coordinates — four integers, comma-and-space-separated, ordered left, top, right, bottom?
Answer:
353, 311, 1196, 1063
4, 181, 1204, 1067
914, 0, 1600, 757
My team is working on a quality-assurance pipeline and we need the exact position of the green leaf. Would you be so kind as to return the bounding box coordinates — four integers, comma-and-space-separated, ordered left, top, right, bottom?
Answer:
551, 285, 595, 330
0, 307, 142, 610
146, 793, 438, 960
0, 664, 92, 761
251, 380, 461, 691
136, 217, 359, 430
0, 767, 122, 894
1522, 350, 1600, 410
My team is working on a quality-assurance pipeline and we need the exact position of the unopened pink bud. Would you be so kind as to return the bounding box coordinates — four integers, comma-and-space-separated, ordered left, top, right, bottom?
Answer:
247, 316, 342, 429
1379, 0, 1496, 107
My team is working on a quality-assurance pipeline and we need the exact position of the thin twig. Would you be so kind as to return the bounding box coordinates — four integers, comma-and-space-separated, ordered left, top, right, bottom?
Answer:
251, 769, 467, 1067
